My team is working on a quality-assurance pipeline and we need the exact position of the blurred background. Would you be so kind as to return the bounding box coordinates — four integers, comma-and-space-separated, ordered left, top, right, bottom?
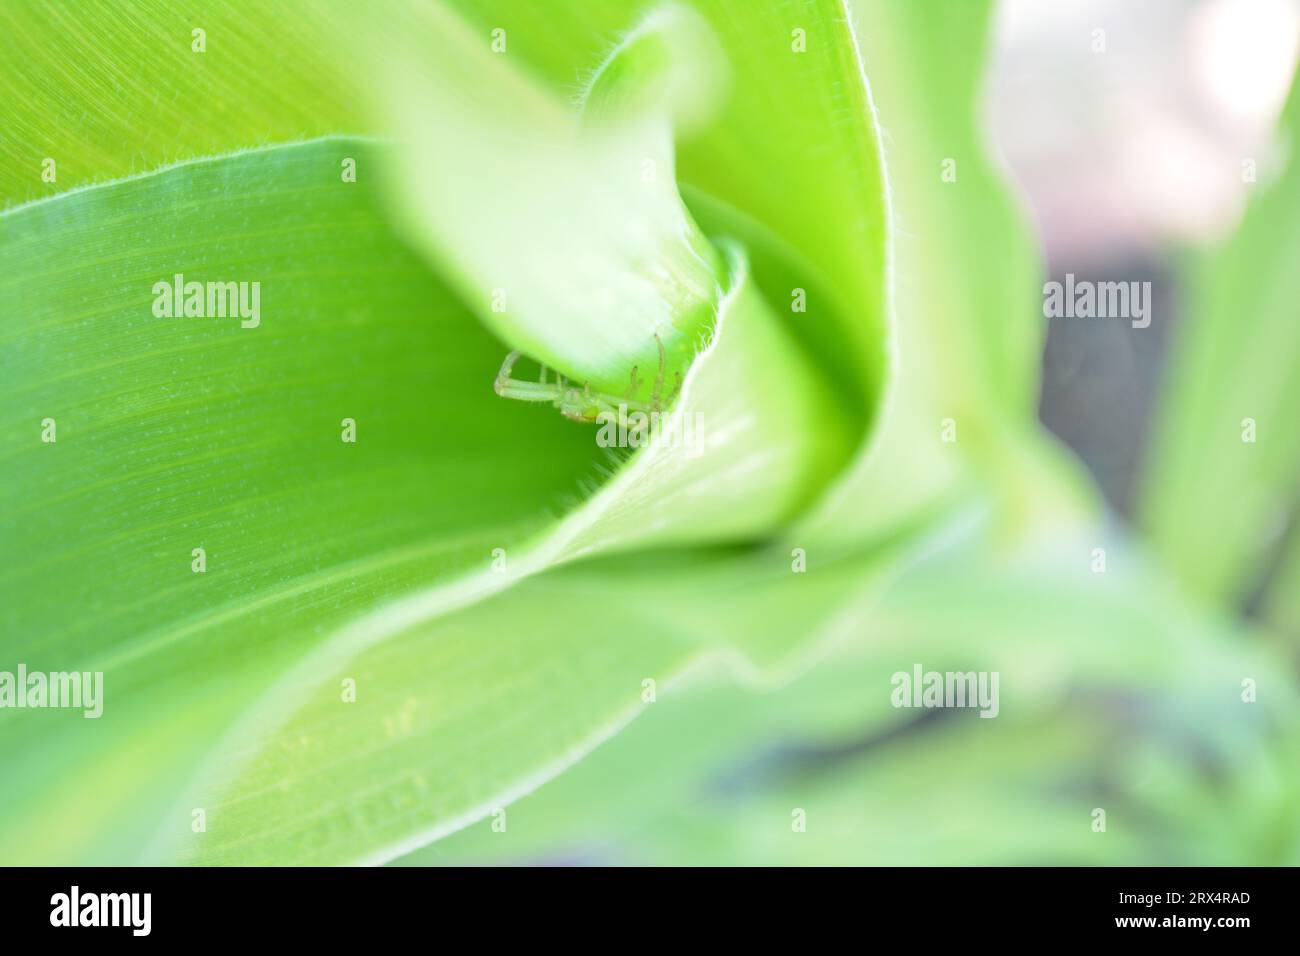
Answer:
991, 0, 1299, 514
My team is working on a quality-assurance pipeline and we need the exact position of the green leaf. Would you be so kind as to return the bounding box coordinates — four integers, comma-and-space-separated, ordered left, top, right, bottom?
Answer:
348, 1, 727, 399
1, 135, 857, 865
0, 0, 360, 207
409, 0, 893, 414
1139, 71, 1300, 609
0, 137, 609, 862
801, 0, 1095, 548
148, 237, 854, 865
176, 534, 915, 865
139, 0, 904, 864
11, 0, 1151, 870
851, 0, 1044, 416
405, 533, 1300, 866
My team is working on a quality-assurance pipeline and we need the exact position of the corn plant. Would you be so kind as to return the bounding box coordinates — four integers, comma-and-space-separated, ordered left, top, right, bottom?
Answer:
1, 0, 1297, 865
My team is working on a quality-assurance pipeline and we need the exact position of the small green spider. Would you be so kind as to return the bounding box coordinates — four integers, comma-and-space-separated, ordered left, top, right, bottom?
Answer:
493, 334, 683, 422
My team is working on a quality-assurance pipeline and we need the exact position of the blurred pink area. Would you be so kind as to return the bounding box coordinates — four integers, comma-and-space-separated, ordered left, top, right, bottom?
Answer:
988, 0, 1300, 257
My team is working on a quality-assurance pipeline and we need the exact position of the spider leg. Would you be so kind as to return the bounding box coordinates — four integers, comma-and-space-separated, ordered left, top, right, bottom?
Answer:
666, 371, 683, 405
494, 351, 565, 403
495, 351, 522, 388
651, 334, 667, 410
